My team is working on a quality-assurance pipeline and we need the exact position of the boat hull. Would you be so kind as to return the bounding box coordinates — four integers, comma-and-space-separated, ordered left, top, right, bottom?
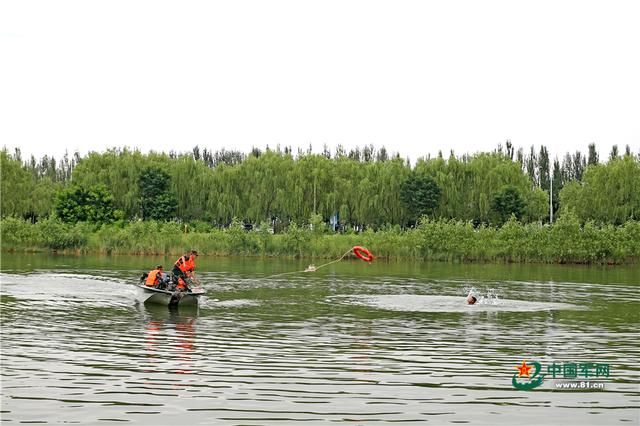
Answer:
136, 284, 204, 307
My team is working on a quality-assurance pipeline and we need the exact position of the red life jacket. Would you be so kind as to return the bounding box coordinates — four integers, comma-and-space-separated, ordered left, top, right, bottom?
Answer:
145, 269, 163, 286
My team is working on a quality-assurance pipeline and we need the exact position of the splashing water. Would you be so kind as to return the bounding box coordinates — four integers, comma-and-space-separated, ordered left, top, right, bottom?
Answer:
481, 288, 501, 305
465, 286, 502, 305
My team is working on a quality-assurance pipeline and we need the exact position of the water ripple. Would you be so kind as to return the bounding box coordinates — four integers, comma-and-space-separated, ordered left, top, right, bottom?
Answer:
1, 271, 638, 425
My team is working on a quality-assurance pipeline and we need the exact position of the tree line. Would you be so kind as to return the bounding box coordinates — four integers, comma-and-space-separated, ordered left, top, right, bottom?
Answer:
1, 143, 639, 229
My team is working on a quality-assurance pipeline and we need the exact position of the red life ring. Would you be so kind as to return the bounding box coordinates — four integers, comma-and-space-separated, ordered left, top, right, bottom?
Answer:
352, 246, 374, 262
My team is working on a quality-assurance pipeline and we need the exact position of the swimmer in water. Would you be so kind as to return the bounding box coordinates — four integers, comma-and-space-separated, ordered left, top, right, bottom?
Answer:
466, 294, 477, 305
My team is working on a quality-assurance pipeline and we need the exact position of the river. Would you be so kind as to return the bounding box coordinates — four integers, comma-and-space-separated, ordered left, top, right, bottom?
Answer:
1, 254, 638, 425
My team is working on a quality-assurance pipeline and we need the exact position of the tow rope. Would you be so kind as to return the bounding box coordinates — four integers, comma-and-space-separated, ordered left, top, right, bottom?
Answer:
267, 246, 374, 278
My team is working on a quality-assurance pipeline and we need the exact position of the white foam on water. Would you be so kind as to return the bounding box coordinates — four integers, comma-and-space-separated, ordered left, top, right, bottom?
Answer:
0, 272, 136, 308
208, 298, 260, 308
334, 294, 580, 313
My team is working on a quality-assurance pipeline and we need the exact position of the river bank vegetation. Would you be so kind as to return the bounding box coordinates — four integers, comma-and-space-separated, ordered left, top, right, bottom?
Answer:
1, 142, 639, 264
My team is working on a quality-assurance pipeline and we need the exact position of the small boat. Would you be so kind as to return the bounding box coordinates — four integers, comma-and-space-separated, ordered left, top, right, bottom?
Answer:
136, 284, 206, 308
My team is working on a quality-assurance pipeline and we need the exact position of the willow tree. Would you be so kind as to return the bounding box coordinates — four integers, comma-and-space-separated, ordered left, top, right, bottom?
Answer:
286, 153, 336, 224
371, 158, 411, 227
28, 177, 59, 222
12, 143, 633, 229
0, 150, 33, 218
235, 151, 295, 224
333, 157, 363, 229
71, 149, 170, 219
560, 155, 640, 224
170, 154, 214, 221
413, 152, 546, 224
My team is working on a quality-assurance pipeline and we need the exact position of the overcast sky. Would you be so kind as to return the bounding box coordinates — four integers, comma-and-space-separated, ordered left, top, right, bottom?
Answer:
1, 0, 638, 165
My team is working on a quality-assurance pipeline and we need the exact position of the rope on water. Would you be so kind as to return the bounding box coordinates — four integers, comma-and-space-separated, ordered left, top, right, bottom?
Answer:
265, 248, 356, 279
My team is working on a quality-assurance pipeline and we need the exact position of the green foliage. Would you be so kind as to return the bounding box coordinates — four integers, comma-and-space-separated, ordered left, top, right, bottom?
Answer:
36, 149, 561, 229
2, 145, 639, 264
28, 177, 59, 221
257, 220, 273, 254
1, 150, 33, 218
617, 221, 640, 259
186, 220, 214, 233
415, 152, 538, 224
1, 150, 61, 222
139, 167, 177, 221
282, 222, 309, 257
548, 210, 581, 262
226, 217, 249, 254
560, 156, 640, 224
492, 186, 526, 225
4, 145, 638, 230
0, 216, 39, 248
309, 213, 326, 236
55, 184, 121, 224
523, 187, 548, 223
1, 217, 638, 264
400, 171, 441, 222
495, 217, 529, 262
36, 218, 87, 250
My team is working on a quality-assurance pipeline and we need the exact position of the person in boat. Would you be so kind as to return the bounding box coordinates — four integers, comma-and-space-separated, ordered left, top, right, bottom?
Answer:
171, 250, 198, 291
145, 265, 169, 289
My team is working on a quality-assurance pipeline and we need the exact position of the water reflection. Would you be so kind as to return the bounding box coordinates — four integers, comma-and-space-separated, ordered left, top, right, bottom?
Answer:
1, 266, 638, 425
142, 306, 197, 375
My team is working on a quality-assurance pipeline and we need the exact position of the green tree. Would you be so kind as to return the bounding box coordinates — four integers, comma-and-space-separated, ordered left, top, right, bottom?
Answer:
492, 185, 526, 224
572, 151, 585, 181
139, 167, 177, 221
551, 158, 562, 220
27, 177, 58, 222
587, 143, 599, 166
560, 156, 640, 224
400, 172, 442, 223
0, 149, 33, 218
55, 184, 120, 224
522, 187, 548, 223
526, 146, 537, 185
609, 145, 619, 161
538, 145, 550, 191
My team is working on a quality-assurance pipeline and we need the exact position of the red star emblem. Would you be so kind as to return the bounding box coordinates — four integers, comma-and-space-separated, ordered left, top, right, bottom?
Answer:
516, 361, 532, 377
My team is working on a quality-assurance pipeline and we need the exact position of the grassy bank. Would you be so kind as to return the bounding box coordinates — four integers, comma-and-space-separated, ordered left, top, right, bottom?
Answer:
1, 214, 638, 264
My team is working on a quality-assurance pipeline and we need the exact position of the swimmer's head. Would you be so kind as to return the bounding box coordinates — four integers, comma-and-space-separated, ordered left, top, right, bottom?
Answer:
467, 295, 477, 305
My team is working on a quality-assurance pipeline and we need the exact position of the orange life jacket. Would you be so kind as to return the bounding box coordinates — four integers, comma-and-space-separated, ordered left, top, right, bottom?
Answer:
175, 255, 195, 274
145, 269, 163, 286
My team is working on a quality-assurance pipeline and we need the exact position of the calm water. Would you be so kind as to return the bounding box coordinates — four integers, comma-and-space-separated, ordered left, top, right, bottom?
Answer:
1, 254, 639, 425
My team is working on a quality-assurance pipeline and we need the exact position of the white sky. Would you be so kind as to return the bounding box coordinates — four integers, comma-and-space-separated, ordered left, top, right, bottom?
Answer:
1, 0, 638, 165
